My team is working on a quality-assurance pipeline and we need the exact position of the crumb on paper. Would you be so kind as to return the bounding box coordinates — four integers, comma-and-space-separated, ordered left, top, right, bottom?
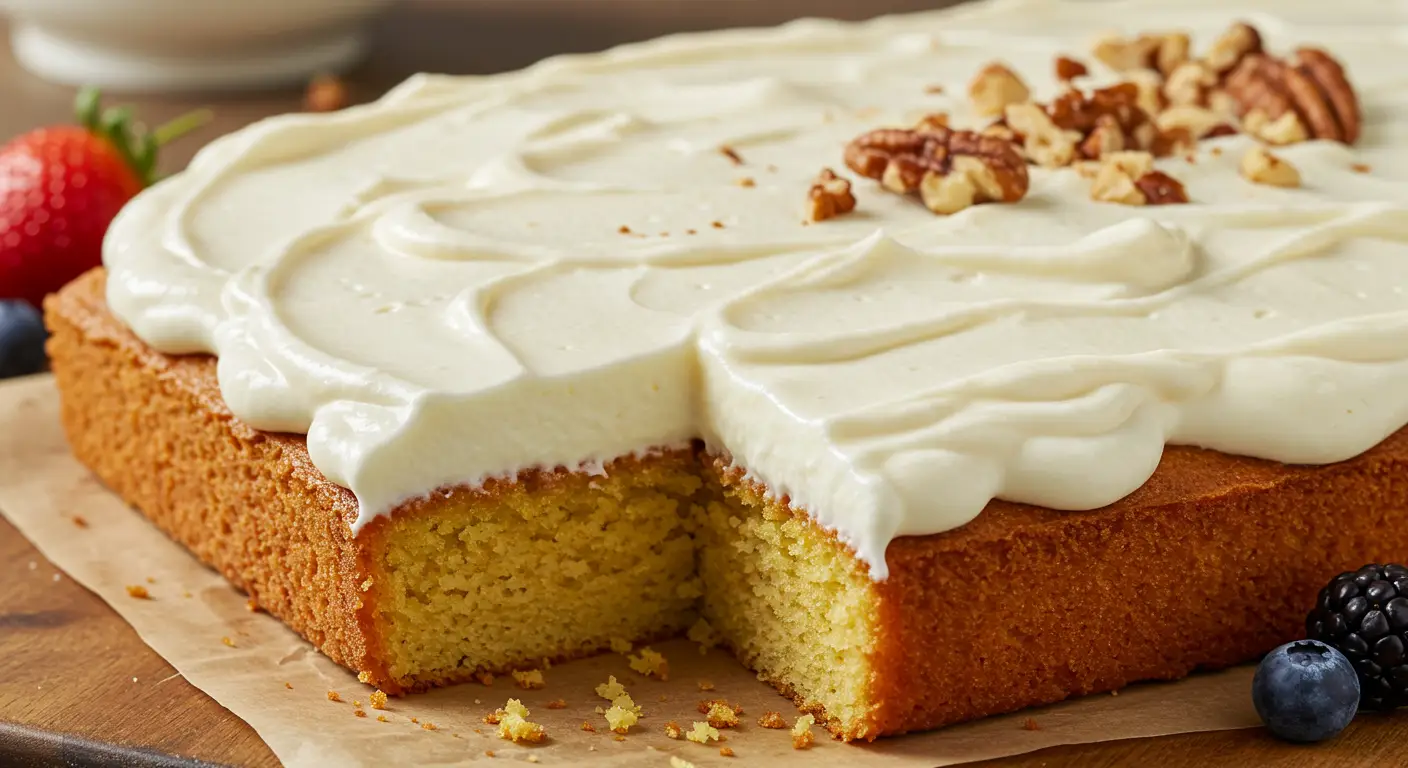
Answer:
613, 734, 626, 742
512, 669, 546, 689
628, 647, 669, 680
720, 746, 735, 757
370, 690, 388, 710
720, 146, 743, 165
711, 220, 724, 229
924, 84, 945, 94
305, 74, 349, 112
484, 750, 494, 758
686, 721, 720, 744
595, 675, 627, 701
410, 717, 419, 724
670, 758, 696, 768
1351, 163, 1371, 173
737, 177, 756, 188
377, 715, 388, 723
495, 698, 546, 743
581, 722, 596, 732
757, 711, 787, 729
608, 636, 633, 653
698, 699, 743, 716
146, 577, 155, 584
687, 619, 720, 654
357, 671, 372, 684
1023, 717, 1041, 731
792, 714, 815, 749
182, 591, 192, 598
705, 702, 740, 729
605, 694, 641, 733
476, 671, 494, 687
246, 599, 259, 612
284, 682, 293, 690
421, 722, 437, 731
326, 691, 342, 703
527, 756, 539, 764
1111, 689, 1120, 696
664, 720, 683, 740
221, 636, 235, 648
545, 699, 567, 710
125, 585, 150, 600
352, 700, 361, 707
354, 709, 367, 718
698, 680, 715, 692
72, 516, 88, 528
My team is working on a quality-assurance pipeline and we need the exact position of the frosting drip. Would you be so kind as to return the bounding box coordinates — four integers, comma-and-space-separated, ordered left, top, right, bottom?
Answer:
104, 0, 1408, 578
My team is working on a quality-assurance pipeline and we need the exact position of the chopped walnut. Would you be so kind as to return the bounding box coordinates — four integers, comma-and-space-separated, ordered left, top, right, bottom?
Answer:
1090, 151, 1188, 206
844, 126, 1029, 215
1239, 146, 1301, 187
1163, 61, 1217, 108
1091, 32, 1188, 76
1004, 102, 1079, 167
1055, 56, 1089, 82
968, 62, 1030, 117
1125, 69, 1165, 118
1244, 109, 1308, 146
1155, 106, 1233, 143
1205, 22, 1263, 75
805, 168, 857, 222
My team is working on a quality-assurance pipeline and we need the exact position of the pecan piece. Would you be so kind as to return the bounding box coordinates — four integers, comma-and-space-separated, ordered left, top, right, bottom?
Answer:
1239, 146, 1301, 188
805, 168, 856, 222
1055, 56, 1089, 82
1091, 32, 1189, 76
1090, 151, 1188, 206
968, 63, 1030, 117
844, 127, 1029, 215
1004, 102, 1080, 168
1223, 48, 1360, 144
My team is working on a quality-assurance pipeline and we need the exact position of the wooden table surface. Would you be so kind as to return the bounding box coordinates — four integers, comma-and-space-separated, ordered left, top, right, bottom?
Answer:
0, 2, 1401, 765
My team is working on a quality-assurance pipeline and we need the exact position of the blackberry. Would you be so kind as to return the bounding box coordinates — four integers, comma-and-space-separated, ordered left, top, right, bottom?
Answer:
1306, 563, 1408, 709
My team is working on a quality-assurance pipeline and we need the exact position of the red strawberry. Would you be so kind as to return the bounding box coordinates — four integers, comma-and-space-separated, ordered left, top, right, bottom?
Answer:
0, 89, 208, 308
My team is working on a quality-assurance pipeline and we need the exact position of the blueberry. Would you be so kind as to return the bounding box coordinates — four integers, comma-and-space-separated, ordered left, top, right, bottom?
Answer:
1253, 640, 1359, 743
0, 300, 47, 379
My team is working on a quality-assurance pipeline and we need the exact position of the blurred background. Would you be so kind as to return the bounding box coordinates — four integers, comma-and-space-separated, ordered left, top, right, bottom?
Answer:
0, 0, 964, 171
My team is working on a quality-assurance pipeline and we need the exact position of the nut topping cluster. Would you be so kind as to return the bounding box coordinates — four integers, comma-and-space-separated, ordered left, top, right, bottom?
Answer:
843, 124, 1029, 215
812, 20, 1361, 219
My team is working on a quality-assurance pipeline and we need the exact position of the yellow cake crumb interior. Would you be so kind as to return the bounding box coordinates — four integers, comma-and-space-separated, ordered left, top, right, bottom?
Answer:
366, 451, 877, 737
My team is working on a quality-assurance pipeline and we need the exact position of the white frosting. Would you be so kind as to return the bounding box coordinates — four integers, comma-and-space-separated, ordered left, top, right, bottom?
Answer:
104, 0, 1408, 579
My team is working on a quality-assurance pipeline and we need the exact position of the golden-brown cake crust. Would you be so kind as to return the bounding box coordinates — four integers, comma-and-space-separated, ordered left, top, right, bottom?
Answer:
47, 267, 1408, 736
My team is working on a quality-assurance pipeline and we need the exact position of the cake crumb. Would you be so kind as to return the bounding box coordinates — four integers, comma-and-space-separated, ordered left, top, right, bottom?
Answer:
182, 591, 192, 598
664, 720, 683, 739
613, 734, 627, 742
526, 756, 539, 764
737, 177, 756, 188
483, 710, 503, 725
146, 577, 156, 584
792, 714, 815, 749
377, 715, 388, 723
608, 637, 633, 654
484, 750, 495, 758
1111, 689, 1119, 696
545, 699, 567, 709
595, 675, 627, 701
354, 709, 366, 718
758, 711, 787, 729
221, 636, 235, 648
711, 220, 724, 229
512, 669, 546, 690
698, 699, 743, 716
125, 585, 150, 600
421, 722, 437, 731
669, 758, 696, 768
687, 619, 720, 654
353, 700, 361, 707
495, 699, 545, 743
686, 721, 720, 744
697, 680, 715, 691
605, 694, 641, 733
924, 84, 945, 94
357, 671, 372, 684
326, 691, 342, 703
72, 515, 88, 528
246, 599, 259, 612
720, 146, 743, 165
628, 648, 669, 680
581, 722, 596, 732
284, 682, 293, 690
720, 746, 735, 757
705, 703, 740, 729
370, 690, 388, 710
1352, 163, 1371, 173
475, 672, 494, 687
1022, 717, 1041, 731
1211, 147, 1223, 157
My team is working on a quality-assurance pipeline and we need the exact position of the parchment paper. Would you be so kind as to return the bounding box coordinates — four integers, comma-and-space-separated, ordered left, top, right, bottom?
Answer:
0, 374, 1262, 766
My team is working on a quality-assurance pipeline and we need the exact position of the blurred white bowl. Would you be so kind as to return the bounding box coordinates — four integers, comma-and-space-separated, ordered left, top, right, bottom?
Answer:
1, 0, 394, 92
